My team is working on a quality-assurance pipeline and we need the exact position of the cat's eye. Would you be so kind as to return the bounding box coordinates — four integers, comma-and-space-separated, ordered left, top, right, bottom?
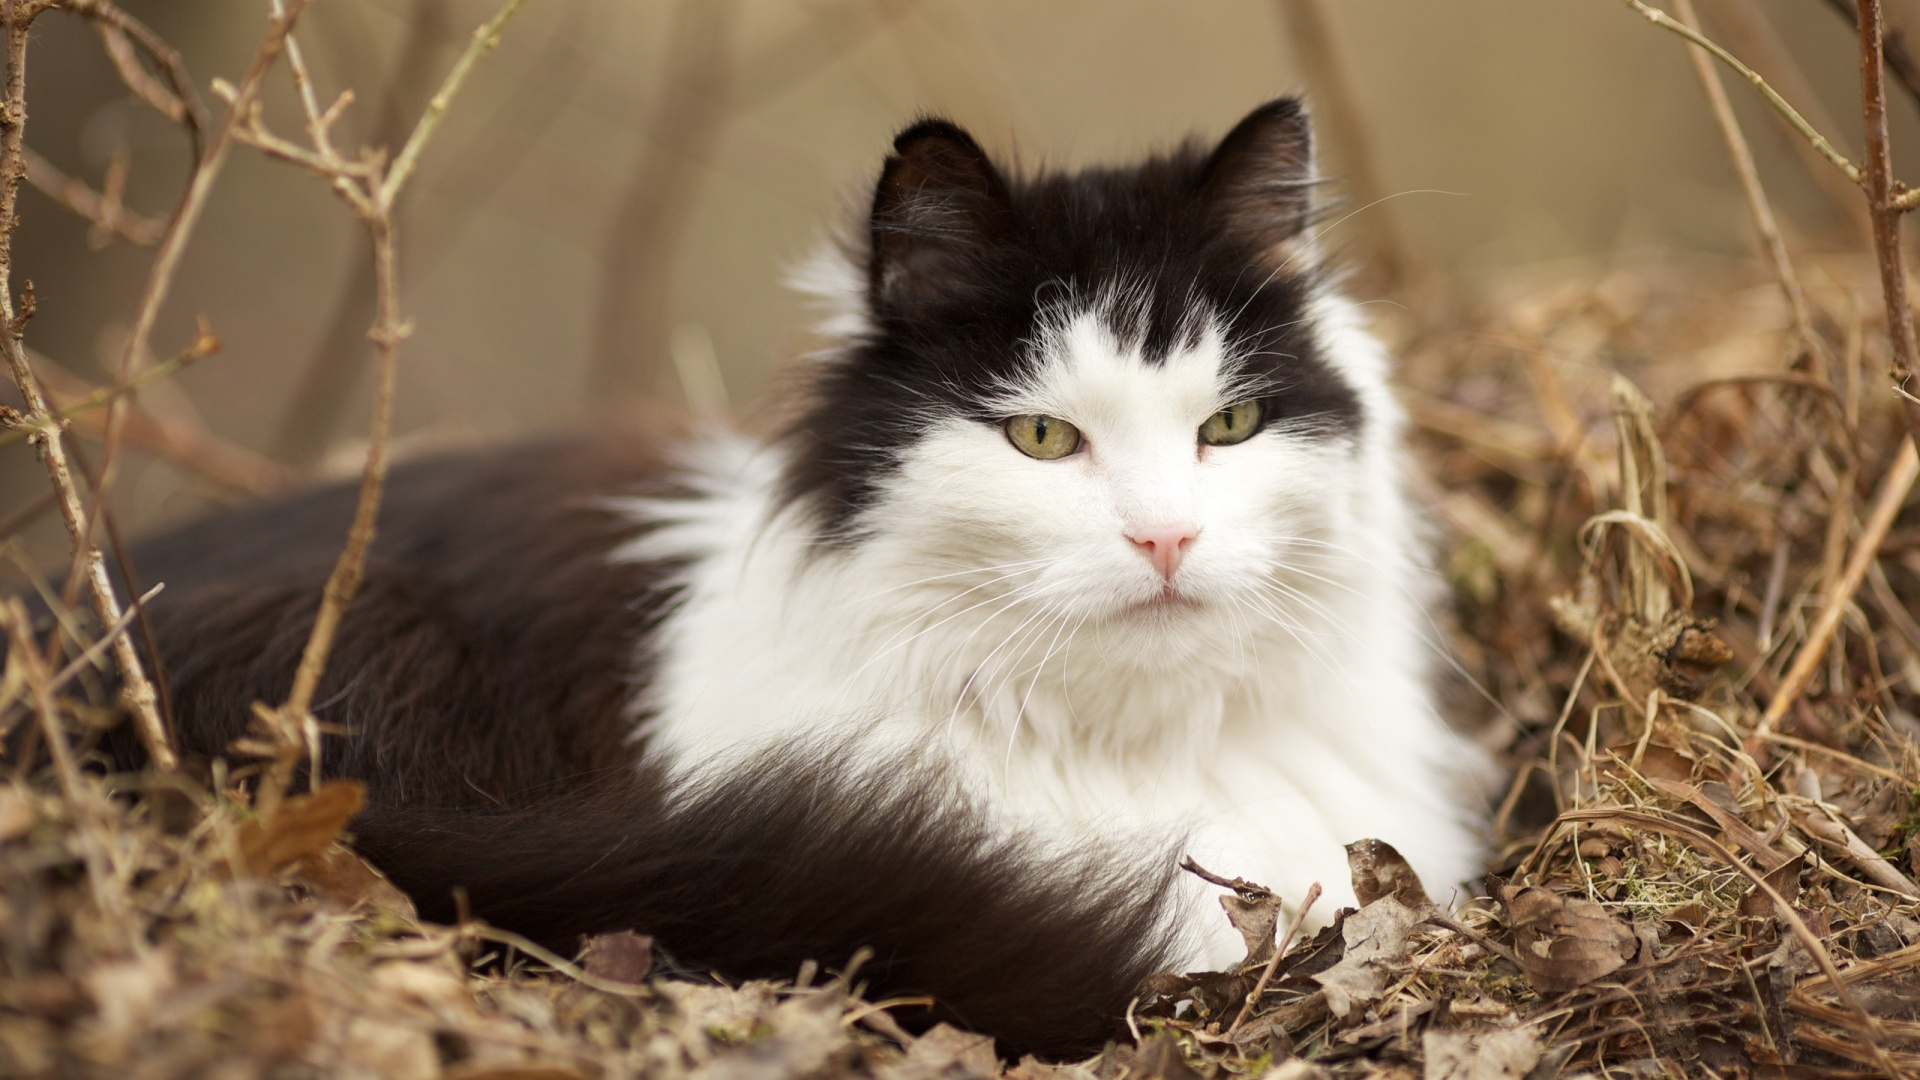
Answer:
1199, 401, 1263, 446
1004, 414, 1082, 459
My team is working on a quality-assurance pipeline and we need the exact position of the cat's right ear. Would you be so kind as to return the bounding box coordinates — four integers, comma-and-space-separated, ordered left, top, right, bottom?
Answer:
867, 119, 1012, 310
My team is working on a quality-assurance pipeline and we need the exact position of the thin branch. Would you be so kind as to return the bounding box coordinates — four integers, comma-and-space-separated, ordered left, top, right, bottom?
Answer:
1625, 0, 1864, 185
231, 0, 527, 810
0, 332, 214, 450
60, 0, 207, 160
1823, 0, 1920, 115
1694, 0, 1873, 242
1856, 0, 1920, 441
85, 0, 311, 625
1756, 436, 1919, 736
379, 0, 527, 210
0, 0, 174, 770
17, 344, 295, 496
1276, 0, 1417, 288
271, 0, 451, 466
1672, 0, 1819, 363
21, 146, 163, 246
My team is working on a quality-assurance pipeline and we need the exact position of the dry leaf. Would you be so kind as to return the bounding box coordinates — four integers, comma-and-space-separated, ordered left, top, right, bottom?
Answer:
236, 780, 365, 877
1347, 838, 1431, 909
1311, 896, 1422, 1018
1422, 1027, 1543, 1080
895, 1023, 1000, 1080
581, 929, 654, 987
1502, 886, 1637, 993
288, 843, 415, 917
1222, 889, 1283, 967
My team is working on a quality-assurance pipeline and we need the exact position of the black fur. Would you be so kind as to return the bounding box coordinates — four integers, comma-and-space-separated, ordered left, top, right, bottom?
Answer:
781, 97, 1362, 542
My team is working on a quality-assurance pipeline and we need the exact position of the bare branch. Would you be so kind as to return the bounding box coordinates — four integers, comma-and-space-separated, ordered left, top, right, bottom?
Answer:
1757, 436, 1919, 734
21, 146, 163, 247
228, 0, 527, 810
60, 0, 207, 160
0, 0, 172, 769
1624, 0, 1864, 185
1671, 0, 1819, 363
1822, 0, 1920, 115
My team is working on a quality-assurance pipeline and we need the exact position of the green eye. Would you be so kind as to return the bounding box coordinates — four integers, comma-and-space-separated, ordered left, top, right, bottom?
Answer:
1199, 400, 1263, 446
1004, 414, 1082, 459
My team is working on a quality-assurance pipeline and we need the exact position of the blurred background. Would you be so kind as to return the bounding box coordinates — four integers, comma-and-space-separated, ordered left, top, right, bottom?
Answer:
11, 0, 1920, 563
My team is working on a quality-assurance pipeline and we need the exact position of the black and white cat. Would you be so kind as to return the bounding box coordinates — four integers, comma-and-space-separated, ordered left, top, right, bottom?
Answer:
115, 99, 1488, 1058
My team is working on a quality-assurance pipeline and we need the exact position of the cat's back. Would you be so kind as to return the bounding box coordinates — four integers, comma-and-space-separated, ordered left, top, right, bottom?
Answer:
123, 430, 682, 803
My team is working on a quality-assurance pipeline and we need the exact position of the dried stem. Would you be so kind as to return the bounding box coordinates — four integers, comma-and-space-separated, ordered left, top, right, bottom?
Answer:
21, 146, 163, 246
1277, 0, 1416, 288
0, 0, 173, 769
1757, 436, 1919, 735
1857, 0, 1920, 442
1625, 0, 1864, 184
61, 0, 206, 159
1672, 0, 1819, 361
234, 0, 527, 809
1697, 0, 1873, 242
1823, 0, 1920, 114
1227, 881, 1321, 1035
85, 0, 310, 616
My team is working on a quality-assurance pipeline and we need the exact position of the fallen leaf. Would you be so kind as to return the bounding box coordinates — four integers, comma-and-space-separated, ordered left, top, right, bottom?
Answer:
580, 930, 654, 987
236, 780, 365, 877
1422, 1027, 1543, 1080
1312, 896, 1422, 1018
1347, 839, 1431, 909
898, 1023, 999, 1080
288, 844, 415, 917
1222, 889, 1283, 967
1501, 886, 1636, 993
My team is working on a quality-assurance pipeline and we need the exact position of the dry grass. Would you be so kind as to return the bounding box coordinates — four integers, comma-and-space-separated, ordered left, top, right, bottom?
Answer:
9, 1, 1920, 1078
6, 250, 1920, 1080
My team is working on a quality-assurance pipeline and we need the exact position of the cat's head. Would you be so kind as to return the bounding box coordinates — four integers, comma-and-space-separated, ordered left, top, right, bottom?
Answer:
782, 100, 1394, 668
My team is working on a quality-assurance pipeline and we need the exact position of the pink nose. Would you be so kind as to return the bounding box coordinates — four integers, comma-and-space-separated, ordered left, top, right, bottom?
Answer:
1127, 524, 1198, 582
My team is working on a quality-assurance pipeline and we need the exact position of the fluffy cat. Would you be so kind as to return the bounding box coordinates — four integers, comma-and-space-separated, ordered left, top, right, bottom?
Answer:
105, 98, 1488, 1058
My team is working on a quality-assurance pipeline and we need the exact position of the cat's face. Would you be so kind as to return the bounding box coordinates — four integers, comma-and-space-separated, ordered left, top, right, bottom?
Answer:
784, 101, 1375, 668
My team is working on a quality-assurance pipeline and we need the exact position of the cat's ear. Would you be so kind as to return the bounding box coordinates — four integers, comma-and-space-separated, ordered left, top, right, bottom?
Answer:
1199, 98, 1317, 268
868, 119, 1013, 310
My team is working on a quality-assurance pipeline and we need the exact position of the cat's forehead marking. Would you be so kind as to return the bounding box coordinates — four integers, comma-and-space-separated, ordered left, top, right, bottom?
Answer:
1015, 307, 1230, 431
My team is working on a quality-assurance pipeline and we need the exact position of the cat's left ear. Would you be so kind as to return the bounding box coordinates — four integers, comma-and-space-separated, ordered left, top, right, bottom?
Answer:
1199, 98, 1317, 268
868, 119, 1014, 311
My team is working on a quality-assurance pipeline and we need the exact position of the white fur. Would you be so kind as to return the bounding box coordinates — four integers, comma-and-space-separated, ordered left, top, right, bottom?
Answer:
616, 280, 1489, 971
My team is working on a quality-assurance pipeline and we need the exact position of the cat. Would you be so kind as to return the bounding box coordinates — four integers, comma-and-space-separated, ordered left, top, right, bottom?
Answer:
106, 98, 1489, 1059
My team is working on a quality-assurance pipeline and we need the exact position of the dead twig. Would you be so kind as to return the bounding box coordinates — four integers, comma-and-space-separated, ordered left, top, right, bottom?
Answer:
1672, 0, 1819, 365
21, 146, 163, 247
1624, 0, 1863, 185
1823, 0, 1920, 116
1276, 0, 1417, 288
1227, 881, 1321, 1035
60, 0, 207, 159
1856, 0, 1920, 442
225, 0, 526, 812
1756, 436, 1918, 736
0, 0, 174, 770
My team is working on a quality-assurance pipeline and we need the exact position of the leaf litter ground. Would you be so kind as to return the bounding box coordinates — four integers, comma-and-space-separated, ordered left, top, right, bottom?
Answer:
6, 250, 1920, 1079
